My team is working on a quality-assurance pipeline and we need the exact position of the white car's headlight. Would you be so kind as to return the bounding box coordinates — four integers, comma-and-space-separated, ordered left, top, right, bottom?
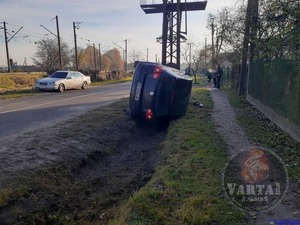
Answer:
48, 81, 55, 86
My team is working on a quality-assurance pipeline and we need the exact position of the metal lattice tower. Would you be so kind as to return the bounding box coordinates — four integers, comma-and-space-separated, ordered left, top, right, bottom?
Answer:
140, 0, 207, 69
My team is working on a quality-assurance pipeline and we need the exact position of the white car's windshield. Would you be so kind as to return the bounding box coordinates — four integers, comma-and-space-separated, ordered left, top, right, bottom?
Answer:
50, 72, 68, 78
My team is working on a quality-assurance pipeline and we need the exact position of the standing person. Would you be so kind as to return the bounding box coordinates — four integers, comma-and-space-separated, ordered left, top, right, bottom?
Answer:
215, 64, 223, 89
185, 66, 191, 76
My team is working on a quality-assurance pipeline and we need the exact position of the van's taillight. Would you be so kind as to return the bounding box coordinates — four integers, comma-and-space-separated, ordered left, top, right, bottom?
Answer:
146, 109, 153, 120
153, 66, 162, 79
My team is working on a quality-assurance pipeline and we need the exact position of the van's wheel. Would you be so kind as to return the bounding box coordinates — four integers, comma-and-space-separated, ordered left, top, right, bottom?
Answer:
58, 83, 65, 92
81, 81, 88, 89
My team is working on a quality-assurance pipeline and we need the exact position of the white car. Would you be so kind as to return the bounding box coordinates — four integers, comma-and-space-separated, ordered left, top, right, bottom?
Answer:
35, 71, 91, 92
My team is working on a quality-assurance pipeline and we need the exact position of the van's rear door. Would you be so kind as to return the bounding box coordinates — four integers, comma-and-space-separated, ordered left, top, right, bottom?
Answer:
129, 62, 148, 117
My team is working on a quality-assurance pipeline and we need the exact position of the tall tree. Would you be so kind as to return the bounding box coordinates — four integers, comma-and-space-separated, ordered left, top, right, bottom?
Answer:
33, 38, 71, 72
255, 0, 300, 59
101, 54, 112, 71
182, 43, 202, 83
78, 45, 95, 70
206, 8, 231, 67
105, 48, 124, 70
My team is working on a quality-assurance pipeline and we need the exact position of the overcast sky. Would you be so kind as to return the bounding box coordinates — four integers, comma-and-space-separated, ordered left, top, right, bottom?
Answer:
0, 0, 238, 67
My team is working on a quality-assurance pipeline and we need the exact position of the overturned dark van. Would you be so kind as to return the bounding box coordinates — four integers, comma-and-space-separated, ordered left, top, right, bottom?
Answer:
128, 61, 192, 121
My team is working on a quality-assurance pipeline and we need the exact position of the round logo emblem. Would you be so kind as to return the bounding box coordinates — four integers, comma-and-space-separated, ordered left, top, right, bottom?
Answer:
223, 146, 289, 212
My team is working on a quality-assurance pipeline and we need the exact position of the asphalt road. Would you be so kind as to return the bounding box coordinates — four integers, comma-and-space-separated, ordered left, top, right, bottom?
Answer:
0, 82, 131, 140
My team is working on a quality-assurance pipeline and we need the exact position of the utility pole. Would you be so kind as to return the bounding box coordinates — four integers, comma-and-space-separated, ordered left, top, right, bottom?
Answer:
112, 39, 127, 72
189, 43, 192, 66
73, 22, 78, 70
140, 0, 207, 69
124, 39, 128, 73
73, 21, 82, 71
239, 0, 257, 96
211, 22, 215, 67
3, 22, 11, 73
146, 48, 149, 61
40, 16, 62, 70
93, 43, 97, 70
98, 43, 102, 71
2, 22, 21, 72
56, 16, 63, 70
204, 37, 207, 69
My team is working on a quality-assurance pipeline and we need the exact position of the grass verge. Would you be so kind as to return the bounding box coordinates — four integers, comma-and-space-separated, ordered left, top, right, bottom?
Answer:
225, 88, 300, 182
0, 75, 132, 100
0, 89, 41, 100
0, 72, 46, 99
109, 88, 248, 225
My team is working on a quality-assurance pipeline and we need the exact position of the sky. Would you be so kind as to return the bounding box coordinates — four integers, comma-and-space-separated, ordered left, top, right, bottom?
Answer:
0, 0, 238, 67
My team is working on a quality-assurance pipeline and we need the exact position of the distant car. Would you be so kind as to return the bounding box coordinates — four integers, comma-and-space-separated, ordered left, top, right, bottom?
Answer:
35, 71, 91, 92
128, 61, 192, 121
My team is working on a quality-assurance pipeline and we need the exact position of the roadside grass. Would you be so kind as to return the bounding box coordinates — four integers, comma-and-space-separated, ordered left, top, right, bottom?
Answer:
0, 72, 46, 99
225, 88, 300, 182
0, 89, 41, 100
109, 88, 248, 225
0, 87, 249, 225
0, 73, 132, 100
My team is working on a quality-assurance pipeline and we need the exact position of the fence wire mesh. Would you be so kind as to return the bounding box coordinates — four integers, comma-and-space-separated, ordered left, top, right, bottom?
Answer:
248, 58, 300, 126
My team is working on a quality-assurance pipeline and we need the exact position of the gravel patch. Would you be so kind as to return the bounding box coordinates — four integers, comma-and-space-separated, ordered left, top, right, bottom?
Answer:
210, 89, 253, 155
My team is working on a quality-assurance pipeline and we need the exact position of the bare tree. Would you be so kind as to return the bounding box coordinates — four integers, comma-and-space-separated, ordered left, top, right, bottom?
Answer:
33, 38, 71, 72
182, 43, 202, 83
206, 8, 231, 67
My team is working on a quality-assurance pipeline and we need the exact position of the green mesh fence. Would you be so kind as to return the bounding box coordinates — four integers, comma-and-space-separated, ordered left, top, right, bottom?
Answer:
248, 58, 300, 126
221, 67, 231, 87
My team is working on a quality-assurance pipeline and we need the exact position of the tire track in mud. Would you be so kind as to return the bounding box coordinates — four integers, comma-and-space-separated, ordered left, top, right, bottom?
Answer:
0, 104, 167, 224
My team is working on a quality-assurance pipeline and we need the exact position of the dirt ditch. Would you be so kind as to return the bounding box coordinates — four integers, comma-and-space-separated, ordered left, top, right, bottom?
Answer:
0, 100, 167, 225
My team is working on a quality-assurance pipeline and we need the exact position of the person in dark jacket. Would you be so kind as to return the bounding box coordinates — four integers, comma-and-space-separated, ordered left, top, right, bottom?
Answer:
215, 65, 223, 89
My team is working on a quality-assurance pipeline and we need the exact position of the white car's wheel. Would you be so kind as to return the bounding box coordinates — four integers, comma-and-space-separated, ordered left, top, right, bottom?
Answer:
58, 83, 65, 92
81, 81, 88, 89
